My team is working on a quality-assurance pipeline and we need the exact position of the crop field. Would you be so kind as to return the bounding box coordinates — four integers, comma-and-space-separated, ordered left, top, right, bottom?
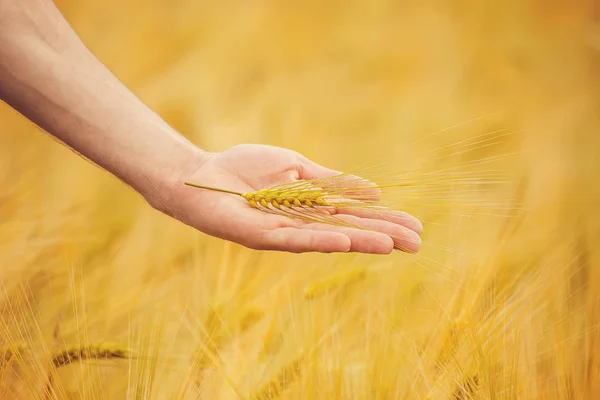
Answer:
1, 1, 599, 399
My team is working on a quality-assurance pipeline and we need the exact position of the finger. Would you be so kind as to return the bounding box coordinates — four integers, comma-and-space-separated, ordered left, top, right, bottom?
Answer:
330, 206, 423, 235
332, 214, 421, 253
258, 227, 351, 253
303, 223, 395, 254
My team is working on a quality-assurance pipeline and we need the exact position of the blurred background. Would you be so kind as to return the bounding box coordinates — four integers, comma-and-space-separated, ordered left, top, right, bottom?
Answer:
1, 1, 599, 399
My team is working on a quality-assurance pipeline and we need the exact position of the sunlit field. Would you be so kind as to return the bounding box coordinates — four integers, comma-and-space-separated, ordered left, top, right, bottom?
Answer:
1, 1, 600, 399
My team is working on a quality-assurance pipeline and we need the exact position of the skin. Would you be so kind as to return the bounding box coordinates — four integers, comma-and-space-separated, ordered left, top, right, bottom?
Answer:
0, 0, 422, 254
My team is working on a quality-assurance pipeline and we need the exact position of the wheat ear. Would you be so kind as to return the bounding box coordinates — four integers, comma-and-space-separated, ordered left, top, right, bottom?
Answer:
304, 267, 368, 300
0, 343, 27, 365
51, 343, 132, 368
185, 176, 418, 251
251, 357, 303, 400
184, 182, 330, 208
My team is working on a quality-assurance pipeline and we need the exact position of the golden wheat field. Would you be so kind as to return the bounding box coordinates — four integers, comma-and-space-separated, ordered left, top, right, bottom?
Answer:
1, 1, 600, 399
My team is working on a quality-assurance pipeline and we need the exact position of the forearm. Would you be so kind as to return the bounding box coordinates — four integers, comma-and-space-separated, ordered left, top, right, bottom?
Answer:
0, 0, 204, 204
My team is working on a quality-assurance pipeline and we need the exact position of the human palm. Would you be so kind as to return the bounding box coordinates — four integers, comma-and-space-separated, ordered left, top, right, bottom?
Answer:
166, 144, 422, 254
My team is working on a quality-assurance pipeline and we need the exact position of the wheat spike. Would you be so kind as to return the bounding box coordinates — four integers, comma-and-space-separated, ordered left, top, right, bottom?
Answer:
238, 308, 265, 333
0, 342, 27, 365
51, 342, 132, 368
185, 180, 331, 209
194, 305, 225, 371
185, 174, 383, 211
304, 267, 368, 300
184, 175, 417, 251
251, 357, 303, 400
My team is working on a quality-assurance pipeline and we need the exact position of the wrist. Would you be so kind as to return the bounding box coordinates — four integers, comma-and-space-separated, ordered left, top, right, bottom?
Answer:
138, 136, 212, 214
139, 131, 220, 220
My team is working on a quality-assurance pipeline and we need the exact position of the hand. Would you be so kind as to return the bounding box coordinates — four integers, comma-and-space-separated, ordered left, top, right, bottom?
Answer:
0, 4, 420, 255
156, 144, 423, 254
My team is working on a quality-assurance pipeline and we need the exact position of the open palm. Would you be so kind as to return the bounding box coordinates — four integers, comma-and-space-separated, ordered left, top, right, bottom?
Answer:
163, 144, 422, 254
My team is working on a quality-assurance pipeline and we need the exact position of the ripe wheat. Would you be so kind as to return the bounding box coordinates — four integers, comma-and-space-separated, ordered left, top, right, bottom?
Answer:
185, 174, 373, 211
185, 174, 418, 251
0, 343, 26, 365
304, 266, 368, 300
251, 357, 303, 400
51, 343, 132, 368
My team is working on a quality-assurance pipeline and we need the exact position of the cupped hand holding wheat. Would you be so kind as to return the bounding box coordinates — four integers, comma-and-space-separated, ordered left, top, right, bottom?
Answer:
159, 144, 422, 254
0, 0, 421, 255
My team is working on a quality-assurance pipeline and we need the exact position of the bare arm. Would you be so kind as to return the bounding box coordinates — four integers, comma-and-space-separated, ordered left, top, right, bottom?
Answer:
0, 0, 203, 207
